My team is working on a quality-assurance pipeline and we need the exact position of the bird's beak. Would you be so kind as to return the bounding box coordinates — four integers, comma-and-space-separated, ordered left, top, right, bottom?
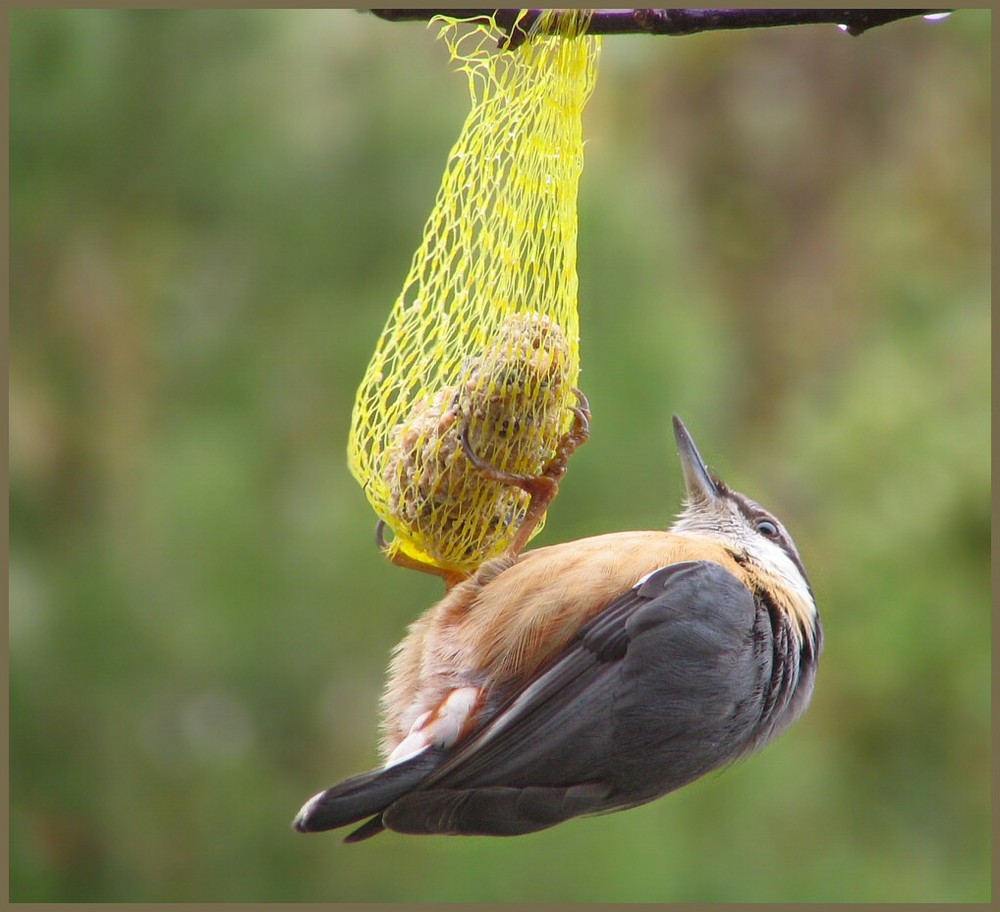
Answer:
672, 416, 720, 504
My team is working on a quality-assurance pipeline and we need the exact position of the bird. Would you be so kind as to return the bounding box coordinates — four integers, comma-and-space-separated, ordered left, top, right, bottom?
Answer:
293, 415, 822, 841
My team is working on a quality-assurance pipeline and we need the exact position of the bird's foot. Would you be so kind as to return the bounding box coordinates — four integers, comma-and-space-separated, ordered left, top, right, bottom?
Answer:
460, 388, 591, 557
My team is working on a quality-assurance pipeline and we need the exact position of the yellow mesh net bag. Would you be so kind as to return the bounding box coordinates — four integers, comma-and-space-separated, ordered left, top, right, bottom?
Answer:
348, 10, 600, 577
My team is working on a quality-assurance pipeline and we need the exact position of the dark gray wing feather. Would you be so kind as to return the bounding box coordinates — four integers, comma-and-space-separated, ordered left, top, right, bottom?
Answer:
383, 782, 613, 837
292, 747, 447, 833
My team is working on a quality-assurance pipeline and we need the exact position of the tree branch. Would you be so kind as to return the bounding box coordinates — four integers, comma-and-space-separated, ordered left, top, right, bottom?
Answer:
368, 9, 953, 49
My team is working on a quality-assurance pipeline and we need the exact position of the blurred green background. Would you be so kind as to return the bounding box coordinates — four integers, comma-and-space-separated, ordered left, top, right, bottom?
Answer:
10, 8, 990, 903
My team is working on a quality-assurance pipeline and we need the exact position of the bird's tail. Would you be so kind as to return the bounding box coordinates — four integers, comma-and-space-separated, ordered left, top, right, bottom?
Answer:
292, 747, 446, 841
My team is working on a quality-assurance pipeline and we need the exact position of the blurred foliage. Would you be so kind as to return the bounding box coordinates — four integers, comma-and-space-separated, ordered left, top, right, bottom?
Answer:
10, 8, 990, 903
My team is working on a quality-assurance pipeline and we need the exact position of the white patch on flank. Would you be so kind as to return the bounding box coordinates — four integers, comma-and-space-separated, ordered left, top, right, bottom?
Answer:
384, 735, 430, 767
431, 686, 479, 746
384, 686, 480, 768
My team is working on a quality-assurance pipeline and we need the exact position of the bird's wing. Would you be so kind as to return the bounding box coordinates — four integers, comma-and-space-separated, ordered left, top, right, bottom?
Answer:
374, 559, 763, 837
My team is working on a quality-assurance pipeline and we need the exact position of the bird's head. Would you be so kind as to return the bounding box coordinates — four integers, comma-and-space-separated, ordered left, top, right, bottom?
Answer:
669, 415, 818, 638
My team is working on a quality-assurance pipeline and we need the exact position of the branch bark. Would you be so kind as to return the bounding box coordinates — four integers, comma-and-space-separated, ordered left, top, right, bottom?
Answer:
368, 9, 953, 48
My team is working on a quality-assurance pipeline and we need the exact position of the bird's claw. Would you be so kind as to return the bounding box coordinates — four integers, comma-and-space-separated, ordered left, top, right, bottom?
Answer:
459, 387, 591, 558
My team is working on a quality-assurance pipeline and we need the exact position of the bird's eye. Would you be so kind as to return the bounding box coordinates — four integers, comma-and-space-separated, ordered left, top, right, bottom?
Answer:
756, 519, 779, 538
